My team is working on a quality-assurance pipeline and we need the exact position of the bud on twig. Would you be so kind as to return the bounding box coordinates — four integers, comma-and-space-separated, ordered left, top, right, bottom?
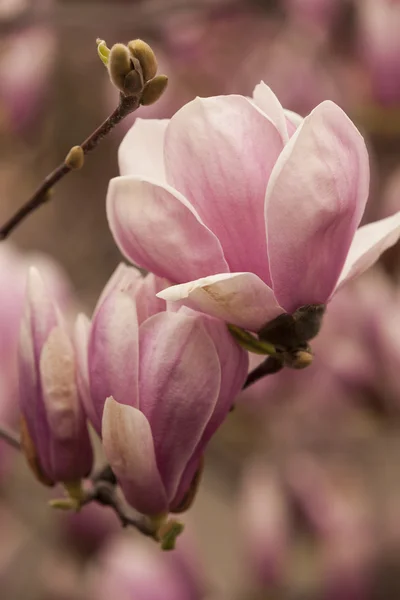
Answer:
65, 146, 84, 170
128, 39, 158, 82
140, 75, 169, 105
108, 43, 140, 96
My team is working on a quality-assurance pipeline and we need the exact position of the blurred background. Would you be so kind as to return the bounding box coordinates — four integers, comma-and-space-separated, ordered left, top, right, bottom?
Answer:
1, 0, 400, 598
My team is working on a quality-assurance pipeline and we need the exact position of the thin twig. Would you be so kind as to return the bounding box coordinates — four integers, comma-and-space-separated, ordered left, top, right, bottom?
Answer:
0, 425, 21, 450
243, 355, 283, 389
83, 478, 158, 539
0, 94, 139, 240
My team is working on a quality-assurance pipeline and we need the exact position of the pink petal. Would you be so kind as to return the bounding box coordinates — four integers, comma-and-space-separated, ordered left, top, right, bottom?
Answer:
107, 176, 229, 283
74, 314, 98, 433
18, 268, 61, 479
93, 263, 143, 318
118, 118, 168, 181
102, 397, 168, 515
138, 312, 221, 502
171, 313, 248, 509
40, 326, 92, 481
266, 100, 370, 312
26, 267, 60, 360
253, 81, 290, 142
284, 109, 304, 136
165, 95, 284, 284
157, 272, 284, 333
88, 291, 139, 432
134, 273, 168, 325
335, 212, 400, 293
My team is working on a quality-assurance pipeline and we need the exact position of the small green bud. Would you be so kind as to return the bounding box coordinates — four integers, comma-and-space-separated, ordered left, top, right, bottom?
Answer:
65, 146, 84, 170
108, 43, 133, 93
128, 39, 158, 82
140, 75, 168, 106
96, 39, 110, 66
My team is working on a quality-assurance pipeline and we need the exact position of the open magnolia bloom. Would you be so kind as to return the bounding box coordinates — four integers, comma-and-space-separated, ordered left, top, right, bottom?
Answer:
107, 82, 400, 334
75, 264, 248, 516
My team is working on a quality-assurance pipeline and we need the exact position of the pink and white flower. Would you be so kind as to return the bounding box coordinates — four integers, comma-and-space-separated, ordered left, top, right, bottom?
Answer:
18, 268, 93, 485
75, 264, 248, 516
107, 83, 400, 333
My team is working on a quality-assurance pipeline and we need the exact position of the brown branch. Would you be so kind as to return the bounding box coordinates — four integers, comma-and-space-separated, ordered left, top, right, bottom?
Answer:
83, 476, 158, 539
0, 425, 21, 450
243, 355, 283, 389
0, 94, 139, 240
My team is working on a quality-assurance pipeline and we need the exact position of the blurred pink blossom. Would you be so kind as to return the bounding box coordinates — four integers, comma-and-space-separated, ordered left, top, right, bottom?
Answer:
357, 0, 400, 106
87, 535, 204, 600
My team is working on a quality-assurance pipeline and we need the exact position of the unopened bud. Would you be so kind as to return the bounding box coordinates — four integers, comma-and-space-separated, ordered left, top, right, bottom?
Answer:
20, 416, 54, 487
128, 39, 158, 82
140, 75, 168, 106
65, 146, 84, 170
284, 347, 313, 369
123, 69, 144, 96
108, 43, 133, 93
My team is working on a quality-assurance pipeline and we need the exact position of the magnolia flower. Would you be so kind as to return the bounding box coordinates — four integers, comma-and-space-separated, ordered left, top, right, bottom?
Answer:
107, 82, 400, 333
357, 0, 400, 106
75, 264, 248, 516
18, 268, 93, 486
88, 536, 204, 600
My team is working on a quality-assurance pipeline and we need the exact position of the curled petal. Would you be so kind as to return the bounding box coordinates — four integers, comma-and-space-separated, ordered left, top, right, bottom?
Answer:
335, 212, 400, 293
118, 118, 168, 180
165, 95, 283, 283
266, 100, 370, 312
107, 176, 229, 283
158, 273, 284, 333
139, 312, 221, 502
102, 397, 168, 515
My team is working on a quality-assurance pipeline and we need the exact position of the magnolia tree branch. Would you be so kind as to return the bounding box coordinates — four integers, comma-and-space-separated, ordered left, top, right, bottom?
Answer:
0, 425, 178, 546
0, 94, 139, 240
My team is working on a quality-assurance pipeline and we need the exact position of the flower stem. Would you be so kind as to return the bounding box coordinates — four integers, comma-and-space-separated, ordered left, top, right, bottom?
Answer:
0, 94, 139, 240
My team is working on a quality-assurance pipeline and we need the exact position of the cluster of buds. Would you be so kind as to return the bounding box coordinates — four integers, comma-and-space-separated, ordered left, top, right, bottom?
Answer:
97, 38, 168, 105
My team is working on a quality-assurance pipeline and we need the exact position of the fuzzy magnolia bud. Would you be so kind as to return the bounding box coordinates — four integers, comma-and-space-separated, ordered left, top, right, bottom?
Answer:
108, 43, 143, 96
65, 146, 84, 170
140, 75, 168, 106
128, 39, 158, 82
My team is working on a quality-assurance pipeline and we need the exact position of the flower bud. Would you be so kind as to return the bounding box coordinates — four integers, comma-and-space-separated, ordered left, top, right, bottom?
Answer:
77, 269, 248, 517
65, 146, 84, 170
18, 268, 93, 486
128, 39, 158, 82
108, 43, 143, 96
140, 75, 168, 106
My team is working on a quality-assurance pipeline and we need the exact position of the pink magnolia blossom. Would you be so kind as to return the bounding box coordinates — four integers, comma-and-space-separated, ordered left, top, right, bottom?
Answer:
88, 536, 204, 600
357, 0, 400, 106
107, 82, 400, 333
18, 268, 93, 485
75, 264, 248, 516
